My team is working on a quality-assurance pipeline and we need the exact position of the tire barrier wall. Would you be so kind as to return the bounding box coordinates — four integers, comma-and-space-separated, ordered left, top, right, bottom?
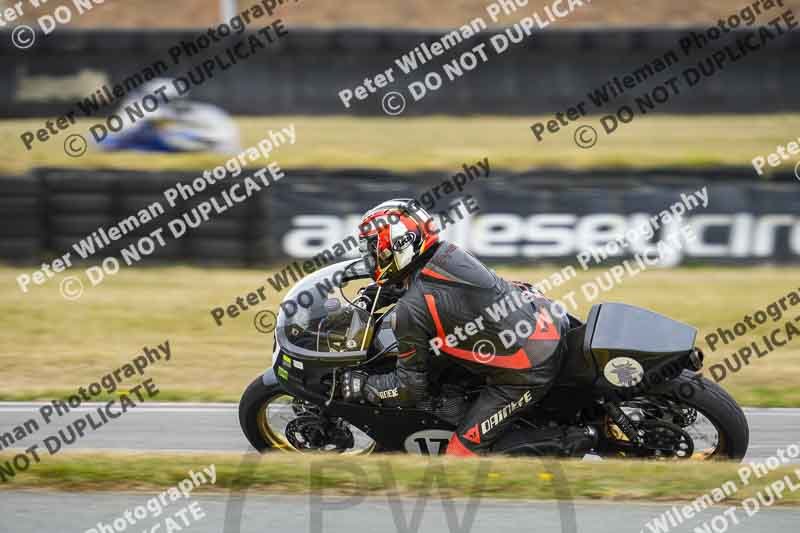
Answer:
1, 27, 799, 117
0, 168, 266, 265
0, 167, 798, 266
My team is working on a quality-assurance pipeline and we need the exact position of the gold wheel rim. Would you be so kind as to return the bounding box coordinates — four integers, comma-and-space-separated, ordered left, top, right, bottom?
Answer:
691, 431, 726, 460
605, 410, 725, 460
257, 396, 292, 451
257, 393, 377, 455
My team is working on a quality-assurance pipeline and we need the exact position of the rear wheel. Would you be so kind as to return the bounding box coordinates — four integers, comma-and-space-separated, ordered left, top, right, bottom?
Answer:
607, 371, 749, 461
238, 375, 377, 454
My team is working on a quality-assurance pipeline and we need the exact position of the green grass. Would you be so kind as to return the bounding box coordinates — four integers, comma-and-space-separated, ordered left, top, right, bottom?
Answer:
1, 265, 798, 406
2, 451, 800, 505
2, 114, 799, 175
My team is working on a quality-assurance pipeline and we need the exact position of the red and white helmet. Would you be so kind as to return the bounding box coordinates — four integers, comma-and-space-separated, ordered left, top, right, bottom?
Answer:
358, 199, 439, 284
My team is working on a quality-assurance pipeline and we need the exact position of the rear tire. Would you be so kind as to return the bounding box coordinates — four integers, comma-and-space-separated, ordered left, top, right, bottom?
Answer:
651, 371, 749, 460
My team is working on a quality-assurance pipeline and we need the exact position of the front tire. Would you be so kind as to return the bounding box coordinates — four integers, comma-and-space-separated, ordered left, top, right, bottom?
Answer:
238, 373, 380, 454
238, 374, 286, 451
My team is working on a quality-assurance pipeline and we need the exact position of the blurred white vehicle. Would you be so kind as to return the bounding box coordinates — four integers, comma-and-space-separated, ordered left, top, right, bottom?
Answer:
98, 78, 240, 154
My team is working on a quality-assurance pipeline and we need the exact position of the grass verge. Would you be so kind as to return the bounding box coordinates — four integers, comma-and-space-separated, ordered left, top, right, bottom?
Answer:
1, 451, 799, 506
1, 265, 799, 406
2, 114, 799, 175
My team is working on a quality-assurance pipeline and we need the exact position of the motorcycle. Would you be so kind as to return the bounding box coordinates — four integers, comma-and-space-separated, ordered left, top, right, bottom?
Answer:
239, 258, 749, 460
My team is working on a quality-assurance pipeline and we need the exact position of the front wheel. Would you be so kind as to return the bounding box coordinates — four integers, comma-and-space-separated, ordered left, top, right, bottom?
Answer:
238, 374, 290, 451
238, 373, 378, 454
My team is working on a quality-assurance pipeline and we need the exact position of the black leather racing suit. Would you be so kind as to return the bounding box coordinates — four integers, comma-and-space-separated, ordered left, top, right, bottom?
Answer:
363, 241, 570, 455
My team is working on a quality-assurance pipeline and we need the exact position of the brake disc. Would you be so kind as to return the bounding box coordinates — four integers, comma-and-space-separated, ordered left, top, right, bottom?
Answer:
285, 416, 328, 450
285, 415, 355, 452
675, 406, 698, 427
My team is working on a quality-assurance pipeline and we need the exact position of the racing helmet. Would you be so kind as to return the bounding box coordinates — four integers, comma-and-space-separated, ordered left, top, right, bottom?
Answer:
358, 199, 439, 284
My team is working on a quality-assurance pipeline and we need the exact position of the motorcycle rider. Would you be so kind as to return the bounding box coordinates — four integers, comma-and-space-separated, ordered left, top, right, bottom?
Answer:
340, 199, 595, 456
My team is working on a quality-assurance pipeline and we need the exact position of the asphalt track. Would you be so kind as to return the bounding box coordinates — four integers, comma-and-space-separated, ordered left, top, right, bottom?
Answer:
2, 404, 800, 532
0, 403, 798, 461
2, 493, 799, 533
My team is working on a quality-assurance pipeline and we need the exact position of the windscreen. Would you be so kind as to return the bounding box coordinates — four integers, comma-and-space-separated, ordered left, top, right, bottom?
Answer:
276, 259, 374, 354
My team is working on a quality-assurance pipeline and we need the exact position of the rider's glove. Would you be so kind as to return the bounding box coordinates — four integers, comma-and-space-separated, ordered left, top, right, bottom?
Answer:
341, 370, 384, 404
341, 370, 370, 401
